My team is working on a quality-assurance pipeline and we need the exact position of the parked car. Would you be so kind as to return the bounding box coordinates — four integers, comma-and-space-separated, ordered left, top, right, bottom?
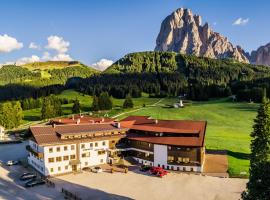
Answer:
91, 166, 103, 173
150, 167, 168, 177
20, 173, 36, 181
140, 165, 151, 172
25, 179, 45, 187
6, 160, 19, 166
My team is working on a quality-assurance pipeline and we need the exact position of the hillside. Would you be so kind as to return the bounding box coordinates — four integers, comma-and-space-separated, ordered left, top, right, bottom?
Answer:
105, 51, 270, 85
0, 61, 99, 86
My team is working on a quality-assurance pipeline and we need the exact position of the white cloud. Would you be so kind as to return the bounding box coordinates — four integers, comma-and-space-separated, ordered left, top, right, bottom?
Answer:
29, 42, 40, 50
233, 18, 249, 26
46, 35, 70, 53
0, 55, 40, 66
16, 55, 40, 65
51, 53, 73, 61
92, 59, 114, 71
0, 34, 23, 53
41, 51, 72, 61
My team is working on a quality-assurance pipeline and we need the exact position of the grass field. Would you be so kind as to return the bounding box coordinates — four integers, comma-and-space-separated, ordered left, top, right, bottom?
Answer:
22, 90, 161, 124
22, 90, 258, 177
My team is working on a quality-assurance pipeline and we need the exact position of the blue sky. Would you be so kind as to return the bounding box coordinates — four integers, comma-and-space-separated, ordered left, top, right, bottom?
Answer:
0, 0, 269, 69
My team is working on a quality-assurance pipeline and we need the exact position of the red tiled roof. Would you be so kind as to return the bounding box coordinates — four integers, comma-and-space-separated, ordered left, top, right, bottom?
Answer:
30, 123, 127, 146
121, 116, 207, 147
49, 115, 115, 125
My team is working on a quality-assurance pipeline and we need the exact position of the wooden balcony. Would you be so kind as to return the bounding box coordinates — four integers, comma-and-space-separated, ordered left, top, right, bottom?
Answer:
26, 145, 44, 159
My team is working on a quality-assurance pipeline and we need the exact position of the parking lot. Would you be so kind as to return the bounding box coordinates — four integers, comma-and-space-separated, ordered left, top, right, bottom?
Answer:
0, 143, 247, 200
53, 166, 247, 200
0, 142, 64, 200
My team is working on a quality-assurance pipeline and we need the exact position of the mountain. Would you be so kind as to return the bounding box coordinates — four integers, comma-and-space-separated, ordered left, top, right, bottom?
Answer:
250, 43, 270, 66
154, 8, 250, 63
0, 61, 98, 86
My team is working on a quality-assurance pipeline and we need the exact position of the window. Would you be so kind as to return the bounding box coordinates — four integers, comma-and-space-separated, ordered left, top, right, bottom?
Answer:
71, 145, 75, 150
64, 146, 68, 151
90, 143, 93, 147
49, 148, 53, 153
183, 158, 190, 163
95, 142, 98, 147
102, 141, 106, 146
177, 157, 183, 163
168, 146, 172, 150
70, 155, 76, 160
50, 168, 54, 173
65, 166, 68, 170
168, 156, 174, 162
63, 156, 69, 161
85, 162, 88, 166
48, 158, 54, 163
57, 147, 60, 152
81, 144, 85, 149
82, 152, 90, 158
56, 157, 62, 162
100, 159, 103, 163
58, 167, 61, 171
171, 166, 174, 170
98, 150, 105, 155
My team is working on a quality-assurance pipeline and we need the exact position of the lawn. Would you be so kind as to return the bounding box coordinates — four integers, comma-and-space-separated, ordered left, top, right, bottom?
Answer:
22, 90, 258, 177
22, 90, 161, 124
117, 98, 258, 177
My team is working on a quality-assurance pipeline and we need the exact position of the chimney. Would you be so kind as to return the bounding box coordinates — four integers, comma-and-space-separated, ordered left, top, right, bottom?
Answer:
155, 119, 158, 124
76, 119, 80, 124
115, 122, 121, 128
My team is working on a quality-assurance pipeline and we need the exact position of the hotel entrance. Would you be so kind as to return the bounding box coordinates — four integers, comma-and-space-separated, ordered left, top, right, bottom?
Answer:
72, 165, 77, 171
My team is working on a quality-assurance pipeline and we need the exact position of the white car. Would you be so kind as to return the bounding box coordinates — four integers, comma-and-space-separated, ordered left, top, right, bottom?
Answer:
6, 160, 19, 166
91, 166, 103, 173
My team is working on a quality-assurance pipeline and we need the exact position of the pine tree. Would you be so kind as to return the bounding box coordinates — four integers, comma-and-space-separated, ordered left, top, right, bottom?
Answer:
72, 99, 81, 113
41, 98, 54, 119
13, 101, 23, 127
91, 95, 100, 111
123, 94, 134, 108
98, 92, 113, 110
242, 95, 270, 199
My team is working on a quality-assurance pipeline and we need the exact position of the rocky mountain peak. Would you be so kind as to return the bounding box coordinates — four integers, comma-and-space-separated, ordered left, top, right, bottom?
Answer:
155, 8, 250, 63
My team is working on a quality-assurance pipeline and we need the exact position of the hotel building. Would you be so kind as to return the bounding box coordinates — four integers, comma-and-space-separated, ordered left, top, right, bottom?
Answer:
27, 115, 206, 176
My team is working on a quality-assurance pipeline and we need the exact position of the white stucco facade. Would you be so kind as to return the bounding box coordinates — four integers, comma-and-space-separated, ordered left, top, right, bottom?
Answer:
28, 139, 110, 176
153, 144, 168, 167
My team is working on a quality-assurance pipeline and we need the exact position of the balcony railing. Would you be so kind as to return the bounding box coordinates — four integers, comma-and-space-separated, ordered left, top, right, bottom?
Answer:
26, 145, 44, 159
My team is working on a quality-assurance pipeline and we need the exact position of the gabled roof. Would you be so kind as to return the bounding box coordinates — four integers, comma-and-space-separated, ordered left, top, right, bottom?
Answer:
49, 115, 115, 125
121, 116, 207, 147
30, 123, 127, 146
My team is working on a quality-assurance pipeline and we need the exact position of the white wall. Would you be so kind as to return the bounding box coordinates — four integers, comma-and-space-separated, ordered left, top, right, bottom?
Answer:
43, 143, 77, 176
154, 144, 168, 167
80, 140, 109, 168
28, 140, 45, 174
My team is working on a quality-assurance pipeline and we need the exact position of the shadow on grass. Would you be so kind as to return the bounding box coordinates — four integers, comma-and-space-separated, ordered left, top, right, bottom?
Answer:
206, 149, 250, 160
23, 115, 41, 122
227, 150, 250, 160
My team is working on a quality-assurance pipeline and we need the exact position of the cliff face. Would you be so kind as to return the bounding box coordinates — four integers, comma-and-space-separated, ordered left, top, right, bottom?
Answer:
155, 8, 250, 63
250, 43, 270, 66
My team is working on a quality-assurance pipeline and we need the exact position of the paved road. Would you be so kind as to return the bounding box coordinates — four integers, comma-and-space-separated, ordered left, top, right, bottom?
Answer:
0, 142, 28, 163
